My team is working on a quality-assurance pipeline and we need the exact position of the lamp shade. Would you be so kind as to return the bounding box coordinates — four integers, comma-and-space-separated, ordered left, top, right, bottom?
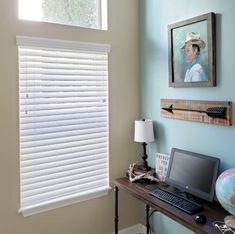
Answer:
134, 119, 154, 143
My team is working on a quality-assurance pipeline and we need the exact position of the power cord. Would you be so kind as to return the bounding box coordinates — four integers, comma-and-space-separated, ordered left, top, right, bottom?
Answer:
139, 207, 158, 234
148, 208, 158, 234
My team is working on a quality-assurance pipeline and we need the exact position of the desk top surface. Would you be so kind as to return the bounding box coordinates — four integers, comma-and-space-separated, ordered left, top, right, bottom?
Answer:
113, 177, 229, 234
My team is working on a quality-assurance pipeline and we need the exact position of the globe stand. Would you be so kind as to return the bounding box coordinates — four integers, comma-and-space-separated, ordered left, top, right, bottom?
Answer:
225, 215, 235, 230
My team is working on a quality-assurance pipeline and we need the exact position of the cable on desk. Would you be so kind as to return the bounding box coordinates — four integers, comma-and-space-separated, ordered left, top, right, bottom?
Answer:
213, 221, 235, 234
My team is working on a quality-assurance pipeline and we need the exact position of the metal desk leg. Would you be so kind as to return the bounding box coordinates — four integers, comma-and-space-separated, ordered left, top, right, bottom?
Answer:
115, 186, 119, 234
146, 205, 150, 234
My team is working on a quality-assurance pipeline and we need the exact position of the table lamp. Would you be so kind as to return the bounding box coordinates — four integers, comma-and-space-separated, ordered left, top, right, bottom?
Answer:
134, 119, 154, 171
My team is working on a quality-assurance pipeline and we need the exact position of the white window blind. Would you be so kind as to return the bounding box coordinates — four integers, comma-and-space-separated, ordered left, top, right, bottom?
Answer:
17, 36, 111, 216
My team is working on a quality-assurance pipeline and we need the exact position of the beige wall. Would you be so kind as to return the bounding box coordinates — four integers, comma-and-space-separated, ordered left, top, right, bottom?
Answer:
0, 1, 140, 233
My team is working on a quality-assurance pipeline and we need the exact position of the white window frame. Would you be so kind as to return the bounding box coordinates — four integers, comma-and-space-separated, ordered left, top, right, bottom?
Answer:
17, 36, 111, 216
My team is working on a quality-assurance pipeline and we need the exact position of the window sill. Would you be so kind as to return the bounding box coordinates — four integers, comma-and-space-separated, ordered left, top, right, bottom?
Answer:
19, 186, 111, 217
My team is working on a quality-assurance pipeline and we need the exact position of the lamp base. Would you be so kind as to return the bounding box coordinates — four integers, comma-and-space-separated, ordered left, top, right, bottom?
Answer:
225, 215, 235, 230
141, 142, 151, 171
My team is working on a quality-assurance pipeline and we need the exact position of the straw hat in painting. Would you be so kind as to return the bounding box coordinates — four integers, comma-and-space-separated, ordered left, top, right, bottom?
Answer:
180, 32, 206, 49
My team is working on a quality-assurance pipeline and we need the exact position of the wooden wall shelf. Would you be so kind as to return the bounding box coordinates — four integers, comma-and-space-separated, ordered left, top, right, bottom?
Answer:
161, 99, 232, 126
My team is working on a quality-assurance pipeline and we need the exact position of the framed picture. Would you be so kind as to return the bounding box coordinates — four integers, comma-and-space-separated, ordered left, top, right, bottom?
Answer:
168, 12, 216, 87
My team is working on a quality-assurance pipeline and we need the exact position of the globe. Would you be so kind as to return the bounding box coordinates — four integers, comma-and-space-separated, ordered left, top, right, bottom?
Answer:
215, 168, 235, 229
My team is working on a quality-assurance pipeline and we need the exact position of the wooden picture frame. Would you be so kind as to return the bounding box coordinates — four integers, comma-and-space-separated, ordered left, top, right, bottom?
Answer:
168, 12, 216, 87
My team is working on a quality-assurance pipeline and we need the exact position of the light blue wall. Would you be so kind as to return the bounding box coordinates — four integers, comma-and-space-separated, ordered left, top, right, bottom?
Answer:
139, 0, 235, 233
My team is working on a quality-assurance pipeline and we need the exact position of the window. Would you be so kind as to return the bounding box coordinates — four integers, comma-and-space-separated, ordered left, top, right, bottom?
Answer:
18, 0, 107, 30
17, 36, 110, 216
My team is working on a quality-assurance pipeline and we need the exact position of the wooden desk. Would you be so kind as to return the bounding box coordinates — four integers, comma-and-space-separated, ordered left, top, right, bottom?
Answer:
113, 177, 228, 234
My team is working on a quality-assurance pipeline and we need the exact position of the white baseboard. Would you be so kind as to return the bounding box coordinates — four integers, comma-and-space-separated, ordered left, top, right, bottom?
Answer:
111, 223, 156, 234
111, 223, 143, 234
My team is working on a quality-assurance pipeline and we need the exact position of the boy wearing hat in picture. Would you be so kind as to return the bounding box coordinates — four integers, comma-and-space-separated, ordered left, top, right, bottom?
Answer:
181, 32, 207, 82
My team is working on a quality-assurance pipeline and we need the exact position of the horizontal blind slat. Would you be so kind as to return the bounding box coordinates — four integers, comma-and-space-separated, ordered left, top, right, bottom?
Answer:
20, 113, 107, 124
19, 68, 108, 76
21, 132, 107, 149
19, 48, 108, 59
21, 157, 108, 174
20, 103, 107, 112
21, 146, 107, 162
22, 152, 107, 168
20, 109, 107, 119
19, 92, 108, 99
22, 160, 107, 186
21, 140, 107, 156
21, 160, 108, 181
20, 117, 107, 129
21, 122, 107, 136
19, 63, 108, 71
20, 127, 107, 142
19, 74, 107, 81
22, 168, 108, 191
20, 80, 107, 87
20, 97, 107, 105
